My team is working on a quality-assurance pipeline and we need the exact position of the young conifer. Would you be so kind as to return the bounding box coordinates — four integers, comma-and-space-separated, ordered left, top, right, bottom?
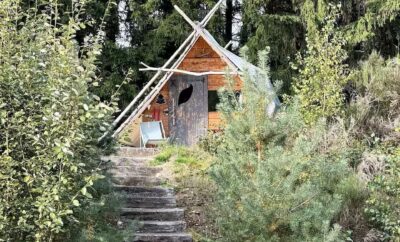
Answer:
211, 49, 358, 241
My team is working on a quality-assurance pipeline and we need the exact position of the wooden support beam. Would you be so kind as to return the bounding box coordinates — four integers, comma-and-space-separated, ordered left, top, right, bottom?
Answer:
139, 62, 240, 76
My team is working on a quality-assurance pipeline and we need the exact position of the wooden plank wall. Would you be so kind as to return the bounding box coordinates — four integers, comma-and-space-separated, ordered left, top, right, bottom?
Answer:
140, 37, 242, 136
142, 87, 170, 135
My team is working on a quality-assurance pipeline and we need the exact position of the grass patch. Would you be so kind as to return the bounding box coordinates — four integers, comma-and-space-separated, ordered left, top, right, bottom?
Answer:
153, 152, 173, 164
175, 155, 197, 164
151, 145, 198, 166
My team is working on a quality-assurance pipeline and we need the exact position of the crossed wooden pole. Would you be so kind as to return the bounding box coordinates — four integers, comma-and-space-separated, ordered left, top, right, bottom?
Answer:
139, 3, 238, 75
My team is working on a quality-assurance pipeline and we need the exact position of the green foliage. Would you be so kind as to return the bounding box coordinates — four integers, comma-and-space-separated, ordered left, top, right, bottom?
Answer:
242, 0, 400, 96
129, 0, 226, 62
342, 50, 400, 240
210, 52, 359, 241
294, 6, 350, 124
152, 145, 198, 166
153, 146, 176, 165
93, 42, 138, 109
365, 147, 400, 240
0, 1, 121, 241
355, 51, 400, 118
241, 0, 305, 94
344, 0, 400, 48
199, 131, 226, 154
65, 175, 133, 242
346, 51, 400, 142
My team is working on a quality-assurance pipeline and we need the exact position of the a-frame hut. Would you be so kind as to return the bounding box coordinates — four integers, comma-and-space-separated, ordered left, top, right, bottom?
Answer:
108, 0, 280, 146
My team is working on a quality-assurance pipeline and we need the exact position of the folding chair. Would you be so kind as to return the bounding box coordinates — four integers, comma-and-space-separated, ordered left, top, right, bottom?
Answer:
140, 121, 168, 147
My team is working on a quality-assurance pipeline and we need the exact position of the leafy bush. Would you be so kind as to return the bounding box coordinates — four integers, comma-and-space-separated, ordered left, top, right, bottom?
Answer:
210, 51, 361, 241
0, 1, 122, 241
293, 6, 350, 124
65, 175, 133, 242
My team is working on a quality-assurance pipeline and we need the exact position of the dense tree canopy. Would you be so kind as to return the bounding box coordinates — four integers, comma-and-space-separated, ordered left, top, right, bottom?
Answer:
20, 0, 399, 103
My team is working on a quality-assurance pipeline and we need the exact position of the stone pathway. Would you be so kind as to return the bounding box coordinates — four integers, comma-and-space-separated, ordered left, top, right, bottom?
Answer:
105, 147, 192, 242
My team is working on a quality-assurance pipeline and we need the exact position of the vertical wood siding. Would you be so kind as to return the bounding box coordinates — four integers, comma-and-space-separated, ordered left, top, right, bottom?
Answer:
169, 76, 208, 146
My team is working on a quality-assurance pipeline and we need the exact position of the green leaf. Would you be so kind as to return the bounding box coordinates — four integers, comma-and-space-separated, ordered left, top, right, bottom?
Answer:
81, 187, 87, 196
72, 200, 80, 207
23, 175, 31, 183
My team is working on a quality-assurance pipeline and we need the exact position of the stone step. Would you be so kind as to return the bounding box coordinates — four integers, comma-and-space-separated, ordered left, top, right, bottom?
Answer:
125, 196, 176, 208
117, 147, 159, 157
111, 166, 162, 176
103, 156, 152, 166
113, 176, 163, 186
138, 221, 186, 233
134, 233, 192, 242
114, 186, 175, 198
121, 208, 184, 221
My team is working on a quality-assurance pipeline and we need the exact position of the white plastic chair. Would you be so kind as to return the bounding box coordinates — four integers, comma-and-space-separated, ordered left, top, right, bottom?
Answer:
140, 121, 167, 147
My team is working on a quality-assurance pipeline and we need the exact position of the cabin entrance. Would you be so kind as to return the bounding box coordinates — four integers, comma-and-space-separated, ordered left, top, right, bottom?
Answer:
169, 75, 208, 146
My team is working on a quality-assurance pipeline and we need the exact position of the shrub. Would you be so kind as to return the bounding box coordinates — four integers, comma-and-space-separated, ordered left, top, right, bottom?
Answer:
347, 51, 400, 142
341, 50, 400, 240
365, 147, 400, 240
0, 1, 121, 241
293, 6, 350, 124
199, 131, 226, 154
210, 51, 360, 241
65, 174, 133, 242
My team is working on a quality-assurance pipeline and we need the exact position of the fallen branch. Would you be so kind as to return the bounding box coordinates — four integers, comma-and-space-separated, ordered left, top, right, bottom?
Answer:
139, 62, 241, 77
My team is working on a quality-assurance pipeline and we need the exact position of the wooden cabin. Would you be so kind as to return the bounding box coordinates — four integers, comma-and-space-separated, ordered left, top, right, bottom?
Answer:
108, 3, 279, 146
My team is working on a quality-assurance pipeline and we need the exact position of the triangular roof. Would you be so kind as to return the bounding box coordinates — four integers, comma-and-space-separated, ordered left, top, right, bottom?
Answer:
112, 28, 280, 137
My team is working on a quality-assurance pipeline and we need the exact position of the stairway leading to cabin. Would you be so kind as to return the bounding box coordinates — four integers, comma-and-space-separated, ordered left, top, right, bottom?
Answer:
106, 147, 192, 242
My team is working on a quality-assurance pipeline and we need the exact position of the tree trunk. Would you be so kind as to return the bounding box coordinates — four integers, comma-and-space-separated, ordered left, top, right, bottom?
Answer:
116, 0, 132, 48
225, 0, 233, 50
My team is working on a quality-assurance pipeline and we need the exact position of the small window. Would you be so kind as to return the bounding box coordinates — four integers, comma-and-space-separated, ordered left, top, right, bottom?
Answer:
208, 91, 219, 112
208, 90, 241, 112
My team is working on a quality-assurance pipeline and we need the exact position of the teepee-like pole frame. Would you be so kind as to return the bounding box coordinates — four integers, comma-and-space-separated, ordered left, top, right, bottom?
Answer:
99, 0, 225, 142
174, 5, 238, 72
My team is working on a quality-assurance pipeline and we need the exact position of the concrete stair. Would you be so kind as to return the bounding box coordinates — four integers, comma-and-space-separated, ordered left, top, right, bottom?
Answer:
134, 233, 192, 242
114, 186, 175, 197
138, 221, 187, 233
112, 176, 164, 187
124, 196, 177, 208
121, 208, 185, 221
103, 147, 192, 242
